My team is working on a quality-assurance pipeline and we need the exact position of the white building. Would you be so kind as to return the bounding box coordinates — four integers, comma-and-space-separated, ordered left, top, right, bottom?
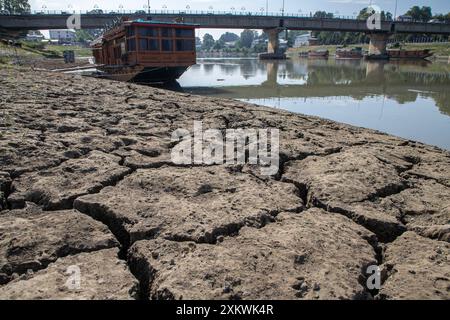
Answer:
49, 30, 76, 43
294, 32, 318, 47
25, 31, 45, 42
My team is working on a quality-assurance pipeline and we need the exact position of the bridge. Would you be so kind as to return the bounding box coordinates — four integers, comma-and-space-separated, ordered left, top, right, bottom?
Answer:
1, 11, 450, 57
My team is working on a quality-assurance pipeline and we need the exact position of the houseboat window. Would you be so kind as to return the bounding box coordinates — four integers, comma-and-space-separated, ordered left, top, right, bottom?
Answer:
149, 39, 159, 51
176, 39, 194, 51
162, 39, 173, 51
161, 28, 173, 37
127, 39, 136, 51
126, 27, 135, 37
139, 39, 148, 51
138, 27, 158, 37
175, 29, 194, 38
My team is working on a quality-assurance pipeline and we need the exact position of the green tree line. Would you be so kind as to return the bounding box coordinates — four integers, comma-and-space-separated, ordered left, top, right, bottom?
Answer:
0, 0, 30, 13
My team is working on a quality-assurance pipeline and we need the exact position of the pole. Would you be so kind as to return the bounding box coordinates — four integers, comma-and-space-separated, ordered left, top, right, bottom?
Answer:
147, 0, 150, 14
282, 0, 285, 17
266, 0, 268, 16
394, 0, 398, 20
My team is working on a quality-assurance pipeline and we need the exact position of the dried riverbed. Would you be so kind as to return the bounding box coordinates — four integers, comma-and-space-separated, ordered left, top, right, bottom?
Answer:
0, 67, 449, 300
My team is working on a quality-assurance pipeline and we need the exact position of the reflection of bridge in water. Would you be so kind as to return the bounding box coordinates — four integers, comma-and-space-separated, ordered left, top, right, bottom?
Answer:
185, 59, 450, 116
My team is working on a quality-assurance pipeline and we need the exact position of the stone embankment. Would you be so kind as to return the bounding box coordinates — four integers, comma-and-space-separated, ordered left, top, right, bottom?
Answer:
0, 67, 449, 300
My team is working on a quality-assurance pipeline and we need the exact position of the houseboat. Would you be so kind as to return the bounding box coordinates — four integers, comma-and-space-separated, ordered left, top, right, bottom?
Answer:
335, 47, 364, 59
387, 49, 433, 60
308, 50, 329, 59
91, 18, 197, 83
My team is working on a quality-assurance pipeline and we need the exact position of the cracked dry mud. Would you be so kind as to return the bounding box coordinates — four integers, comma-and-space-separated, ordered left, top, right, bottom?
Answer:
0, 67, 449, 300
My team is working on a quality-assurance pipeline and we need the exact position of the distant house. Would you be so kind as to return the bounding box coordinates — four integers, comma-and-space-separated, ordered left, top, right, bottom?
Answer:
294, 32, 318, 47
49, 29, 76, 43
251, 38, 265, 48
224, 41, 237, 48
25, 31, 45, 42
396, 15, 413, 22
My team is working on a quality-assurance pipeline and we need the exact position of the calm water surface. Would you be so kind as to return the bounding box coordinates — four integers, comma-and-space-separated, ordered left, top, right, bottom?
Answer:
176, 57, 450, 150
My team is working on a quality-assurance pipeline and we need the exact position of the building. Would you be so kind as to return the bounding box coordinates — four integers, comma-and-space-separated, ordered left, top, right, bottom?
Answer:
49, 29, 76, 43
25, 31, 45, 42
224, 41, 237, 48
396, 15, 413, 22
294, 32, 319, 47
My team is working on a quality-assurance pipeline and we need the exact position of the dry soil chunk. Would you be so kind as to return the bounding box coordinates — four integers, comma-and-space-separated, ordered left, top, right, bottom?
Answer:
0, 206, 118, 284
74, 166, 302, 246
128, 209, 377, 300
8, 150, 131, 210
379, 232, 450, 300
282, 148, 407, 241
0, 248, 138, 300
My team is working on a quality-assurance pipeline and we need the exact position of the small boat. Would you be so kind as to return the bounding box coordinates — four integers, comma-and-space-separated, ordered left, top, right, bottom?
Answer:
259, 52, 287, 60
364, 53, 390, 60
91, 18, 197, 83
387, 49, 433, 60
336, 47, 363, 59
308, 50, 329, 58
298, 51, 309, 58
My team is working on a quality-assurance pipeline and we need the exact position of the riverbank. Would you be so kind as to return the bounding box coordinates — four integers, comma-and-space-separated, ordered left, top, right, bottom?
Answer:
0, 66, 449, 300
0, 42, 92, 70
287, 42, 450, 59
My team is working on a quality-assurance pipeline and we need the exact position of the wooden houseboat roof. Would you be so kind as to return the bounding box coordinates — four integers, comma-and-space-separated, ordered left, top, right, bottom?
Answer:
91, 19, 198, 47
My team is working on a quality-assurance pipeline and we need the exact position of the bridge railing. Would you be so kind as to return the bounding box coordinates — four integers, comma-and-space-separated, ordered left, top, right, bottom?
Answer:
0, 9, 363, 20
1, 9, 450, 24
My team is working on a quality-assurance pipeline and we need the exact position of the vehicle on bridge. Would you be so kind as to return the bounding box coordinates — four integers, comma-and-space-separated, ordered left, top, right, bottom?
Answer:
91, 18, 197, 83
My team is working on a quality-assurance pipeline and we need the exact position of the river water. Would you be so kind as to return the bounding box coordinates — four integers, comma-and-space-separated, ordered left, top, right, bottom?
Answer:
176, 57, 450, 151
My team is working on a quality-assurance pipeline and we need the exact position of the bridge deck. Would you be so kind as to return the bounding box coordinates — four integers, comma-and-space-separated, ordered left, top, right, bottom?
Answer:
1, 13, 450, 34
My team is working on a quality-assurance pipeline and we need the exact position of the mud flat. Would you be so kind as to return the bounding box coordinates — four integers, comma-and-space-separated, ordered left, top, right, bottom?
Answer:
0, 67, 449, 300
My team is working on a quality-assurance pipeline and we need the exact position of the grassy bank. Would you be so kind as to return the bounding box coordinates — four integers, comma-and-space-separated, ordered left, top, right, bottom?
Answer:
0, 42, 93, 68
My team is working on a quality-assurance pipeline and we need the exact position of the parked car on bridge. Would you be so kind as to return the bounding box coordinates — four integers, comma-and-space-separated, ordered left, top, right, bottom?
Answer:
429, 19, 446, 24
88, 9, 104, 15
396, 15, 413, 22
135, 10, 146, 14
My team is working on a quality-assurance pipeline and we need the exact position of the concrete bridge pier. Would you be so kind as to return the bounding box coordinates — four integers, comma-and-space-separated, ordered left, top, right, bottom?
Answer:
259, 28, 286, 60
367, 33, 391, 59
266, 28, 281, 54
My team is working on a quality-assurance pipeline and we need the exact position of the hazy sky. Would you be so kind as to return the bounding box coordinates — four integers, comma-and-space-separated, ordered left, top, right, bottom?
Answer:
31, 0, 450, 39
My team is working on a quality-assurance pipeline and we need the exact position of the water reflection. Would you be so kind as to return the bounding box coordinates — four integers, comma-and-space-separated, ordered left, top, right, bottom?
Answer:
174, 58, 450, 150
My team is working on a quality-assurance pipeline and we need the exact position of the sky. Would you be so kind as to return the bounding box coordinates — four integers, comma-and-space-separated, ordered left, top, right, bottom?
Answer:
30, 0, 450, 39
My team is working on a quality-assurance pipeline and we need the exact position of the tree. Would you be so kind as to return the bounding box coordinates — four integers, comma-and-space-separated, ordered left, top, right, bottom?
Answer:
313, 11, 334, 19
406, 6, 432, 22
201, 33, 215, 51
219, 32, 239, 43
2, 0, 30, 14
75, 30, 94, 43
239, 29, 256, 48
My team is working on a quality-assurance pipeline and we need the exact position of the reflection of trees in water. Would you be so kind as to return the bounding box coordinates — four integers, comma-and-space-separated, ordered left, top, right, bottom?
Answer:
202, 64, 215, 75
239, 60, 259, 80
429, 91, 450, 116
192, 59, 450, 116
218, 63, 240, 76
306, 64, 367, 85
